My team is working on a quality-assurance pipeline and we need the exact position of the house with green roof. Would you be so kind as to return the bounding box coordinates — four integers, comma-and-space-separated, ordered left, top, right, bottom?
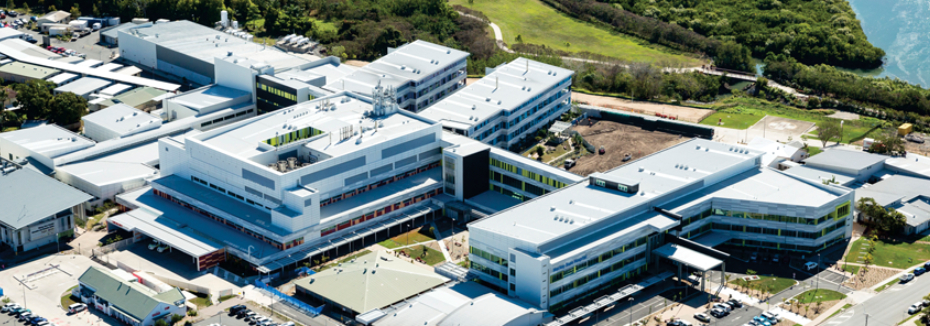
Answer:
77, 266, 187, 326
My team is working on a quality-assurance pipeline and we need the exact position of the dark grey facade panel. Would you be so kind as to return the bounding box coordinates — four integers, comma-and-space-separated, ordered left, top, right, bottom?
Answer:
394, 155, 418, 168
155, 44, 214, 80
370, 163, 393, 177
381, 134, 435, 159
304, 198, 313, 207
242, 169, 276, 190
418, 148, 441, 161
344, 172, 369, 186
244, 186, 264, 197
300, 156, 367, 185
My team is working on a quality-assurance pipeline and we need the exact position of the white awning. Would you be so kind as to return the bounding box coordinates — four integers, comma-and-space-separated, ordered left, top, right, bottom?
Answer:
653, 243, 723, 271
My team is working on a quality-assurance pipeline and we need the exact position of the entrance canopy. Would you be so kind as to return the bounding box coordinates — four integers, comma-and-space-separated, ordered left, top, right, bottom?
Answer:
109, 207, 223, 258
690, 231, 733, 248
653, 243, 723, 272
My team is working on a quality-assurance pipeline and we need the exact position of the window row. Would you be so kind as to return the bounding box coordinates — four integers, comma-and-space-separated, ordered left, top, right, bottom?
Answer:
549, 254, 646, 300
725, 234, 845, 253
550, 236, 648, 283
320, 188, 442, 237
258, 82, 298, 102
470, 246, 508, 268
681, 204, 851, 228
684, 219, 847, 241
320, 161, 440, 207
490, 158, 569, 189
472, 261, 508, 282
200, 109, 254, 128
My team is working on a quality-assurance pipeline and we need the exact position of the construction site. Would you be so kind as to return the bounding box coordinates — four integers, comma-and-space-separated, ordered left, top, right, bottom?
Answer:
566, 120, 690, 176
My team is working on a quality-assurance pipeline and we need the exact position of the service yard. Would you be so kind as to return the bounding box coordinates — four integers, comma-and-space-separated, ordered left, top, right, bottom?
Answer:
567, 120, 690, 176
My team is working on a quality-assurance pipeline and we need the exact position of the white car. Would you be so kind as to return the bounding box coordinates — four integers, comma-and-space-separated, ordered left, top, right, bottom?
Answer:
909, 303, 923, 314
148, 240, 159, 250
713, 303, 732, 312
157, 244, 169, 252
901, 273, 915, 283
68, 303, 87, 314
805, 261, 818, 271
762, 311, 781, 322
2, 303, 19, 312
694, 313, 711, 323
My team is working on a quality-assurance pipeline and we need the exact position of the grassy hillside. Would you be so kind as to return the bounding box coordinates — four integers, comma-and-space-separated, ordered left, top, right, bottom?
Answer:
451, 0, 704, 66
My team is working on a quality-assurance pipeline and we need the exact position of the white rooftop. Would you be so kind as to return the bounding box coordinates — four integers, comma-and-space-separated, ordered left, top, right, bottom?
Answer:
82, 104, 161, 137
197, 92, 434, 160
55, 76, 111, 96
99, 83, 133, 97
326, 40, 469, 93
121, 20, 310, 72
0, 124, 95, 158
57, 160, 158, 187
470, 139, 765, 248
420, 58, 573, 127
653, 243, 723, 271
167, 84, 250, 111
46, 72, 78, 85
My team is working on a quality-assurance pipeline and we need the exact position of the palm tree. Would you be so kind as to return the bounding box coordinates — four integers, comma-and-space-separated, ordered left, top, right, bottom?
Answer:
0, 87, 7, 132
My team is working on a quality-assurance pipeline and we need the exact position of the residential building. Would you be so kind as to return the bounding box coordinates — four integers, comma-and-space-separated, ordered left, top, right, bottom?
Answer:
420, 58, 573, 149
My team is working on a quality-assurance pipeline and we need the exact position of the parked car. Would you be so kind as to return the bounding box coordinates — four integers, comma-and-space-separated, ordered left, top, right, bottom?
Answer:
909, 303, 923, 314
8, 11, 18, 17
29, 16, 35, 22
667, 320, 692, 326
750, 252, 758, 261
2, 303, 19, 313
901, 273, 915, 283
710, 308, 727, 318
29, 317, 47, 325
10, 308, 28, 316
18, 312, 33, 321
68, 303, 87, 314
772, 254, 780, 262
761, 311, 780, 322
727, 300, 743, 308
148, 240, 160, 250
713, 303, 732, 312
238, 311, 256, 319
693, 313, 711, 323
752, 316, 772, 326
157, 244, 169, 252
34, 321, 48, 326
229, 305, 247, 315
915, 267, 927, 276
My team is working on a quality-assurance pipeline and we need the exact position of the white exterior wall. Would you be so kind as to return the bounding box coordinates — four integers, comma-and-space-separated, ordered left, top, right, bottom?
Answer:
117, 32, 157, 71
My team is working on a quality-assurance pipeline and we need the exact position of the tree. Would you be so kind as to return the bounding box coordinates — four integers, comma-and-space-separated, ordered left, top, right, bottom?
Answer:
169, 314, 184, 325
14, 79, 56, 121
815, 119, 843, 147
714, 41, 752, 72
6, 0, 13, 10
874, 128, 905, 155
535, 145, 544, 158
47, 92, 88, 125
154, 319, 169, 326
70, 4, 81, 18
0, 87, 6, 131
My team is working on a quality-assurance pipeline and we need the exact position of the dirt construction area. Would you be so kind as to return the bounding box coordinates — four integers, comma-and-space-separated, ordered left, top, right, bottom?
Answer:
572, 92, 714, 123
569, 120, 690, 176
750, 116, 816, 141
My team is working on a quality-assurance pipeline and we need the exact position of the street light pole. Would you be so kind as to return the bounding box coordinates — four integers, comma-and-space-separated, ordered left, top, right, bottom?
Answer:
865, 313, 870, 326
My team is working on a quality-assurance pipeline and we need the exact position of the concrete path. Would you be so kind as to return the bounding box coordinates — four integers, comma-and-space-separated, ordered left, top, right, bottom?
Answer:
430, 222, 453, 262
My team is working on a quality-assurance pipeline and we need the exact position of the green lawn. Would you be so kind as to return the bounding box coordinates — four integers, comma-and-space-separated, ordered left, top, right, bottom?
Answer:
827, 303, 853, 320
401, 245, 446, 266
60, 286, 80, 312
729, 275, 796, 294
451, 0, 703, 66
796, 289, 846, 304
876, 277, 900, 292
378, 227, 436, 249
699, 112, 764, 129
805, 146, 823, 157
710, 97, 882, 143
189, 293, 213, 308
523, 143, 571, 163
844, 238, 930, 268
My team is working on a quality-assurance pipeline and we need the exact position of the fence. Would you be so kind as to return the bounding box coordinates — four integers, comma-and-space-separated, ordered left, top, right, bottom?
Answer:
91, 237, 135, 258
254, 279, 324, 317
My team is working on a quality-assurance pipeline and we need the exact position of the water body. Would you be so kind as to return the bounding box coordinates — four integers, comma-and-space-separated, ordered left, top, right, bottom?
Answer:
752, 0, 929, 88
846, 0, 930, 87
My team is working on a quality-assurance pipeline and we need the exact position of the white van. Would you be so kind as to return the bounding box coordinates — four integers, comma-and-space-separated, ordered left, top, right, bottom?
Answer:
804, 261, 818, 271
901, 273, 915, 282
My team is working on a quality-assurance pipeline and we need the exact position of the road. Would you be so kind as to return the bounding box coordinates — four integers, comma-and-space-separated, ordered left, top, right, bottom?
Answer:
827, 275, 930, 326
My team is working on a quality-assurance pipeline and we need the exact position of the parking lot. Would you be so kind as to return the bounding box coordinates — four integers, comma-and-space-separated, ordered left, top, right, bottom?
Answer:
0, 13, 116, 63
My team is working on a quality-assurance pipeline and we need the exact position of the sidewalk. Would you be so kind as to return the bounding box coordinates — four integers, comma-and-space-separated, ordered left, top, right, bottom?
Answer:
430, 222, 452, 262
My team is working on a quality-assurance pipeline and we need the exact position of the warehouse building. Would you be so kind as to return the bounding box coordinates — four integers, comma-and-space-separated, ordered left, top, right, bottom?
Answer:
326, 40, 469, 113
82, 104, 163, 142
467, 139, 854, 311
92, 87, 167, 112
54, 77, 113, 99
420, 58, 573, 148
0, 158, 91, 252
117, 20, 310, 86
0, 62, 60, 83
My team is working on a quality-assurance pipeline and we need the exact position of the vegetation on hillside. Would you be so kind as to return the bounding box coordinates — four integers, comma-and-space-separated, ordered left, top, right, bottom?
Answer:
603, 0, 884, 69
537, 0, 752, 71
571, 61, 725, 102
764, 53, 930, 130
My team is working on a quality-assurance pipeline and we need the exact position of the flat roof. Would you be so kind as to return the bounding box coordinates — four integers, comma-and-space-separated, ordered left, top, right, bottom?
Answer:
55, 76, 111, 95
82, 104, 160, 136
469, 139, 764, 247
803, 149, 888, 171
294, 251, 449, 314
168, 84, 250, 111
0, 40, 179, 90
58, 160, 157, 186
99, 63, 124, 71
98, 86, 166, 108
0, 28, 24, 39
151, 175, 290, 236
653, 243, 722, 271
274, 56, 357, 87
0, 124, 95, 158
466, 190, 522, 213
781, 165, 857, 186
108, 206, 223, 257
0, 62, 60, 79
856, 174, 930, 207
0, 164, 92, 229
198, 92, 434, 160
100, 22, 138, 40
327, 40, 469, 93
420, 58, 573, 127
74, 59, 102, 68
46, 72, 78, 85
0, 39, 58, 59
116, 186, 280, 258
120, 20, 310, 72
99, 83, 133, 96
375, 282, 540, 326
885, 153, 930, 179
